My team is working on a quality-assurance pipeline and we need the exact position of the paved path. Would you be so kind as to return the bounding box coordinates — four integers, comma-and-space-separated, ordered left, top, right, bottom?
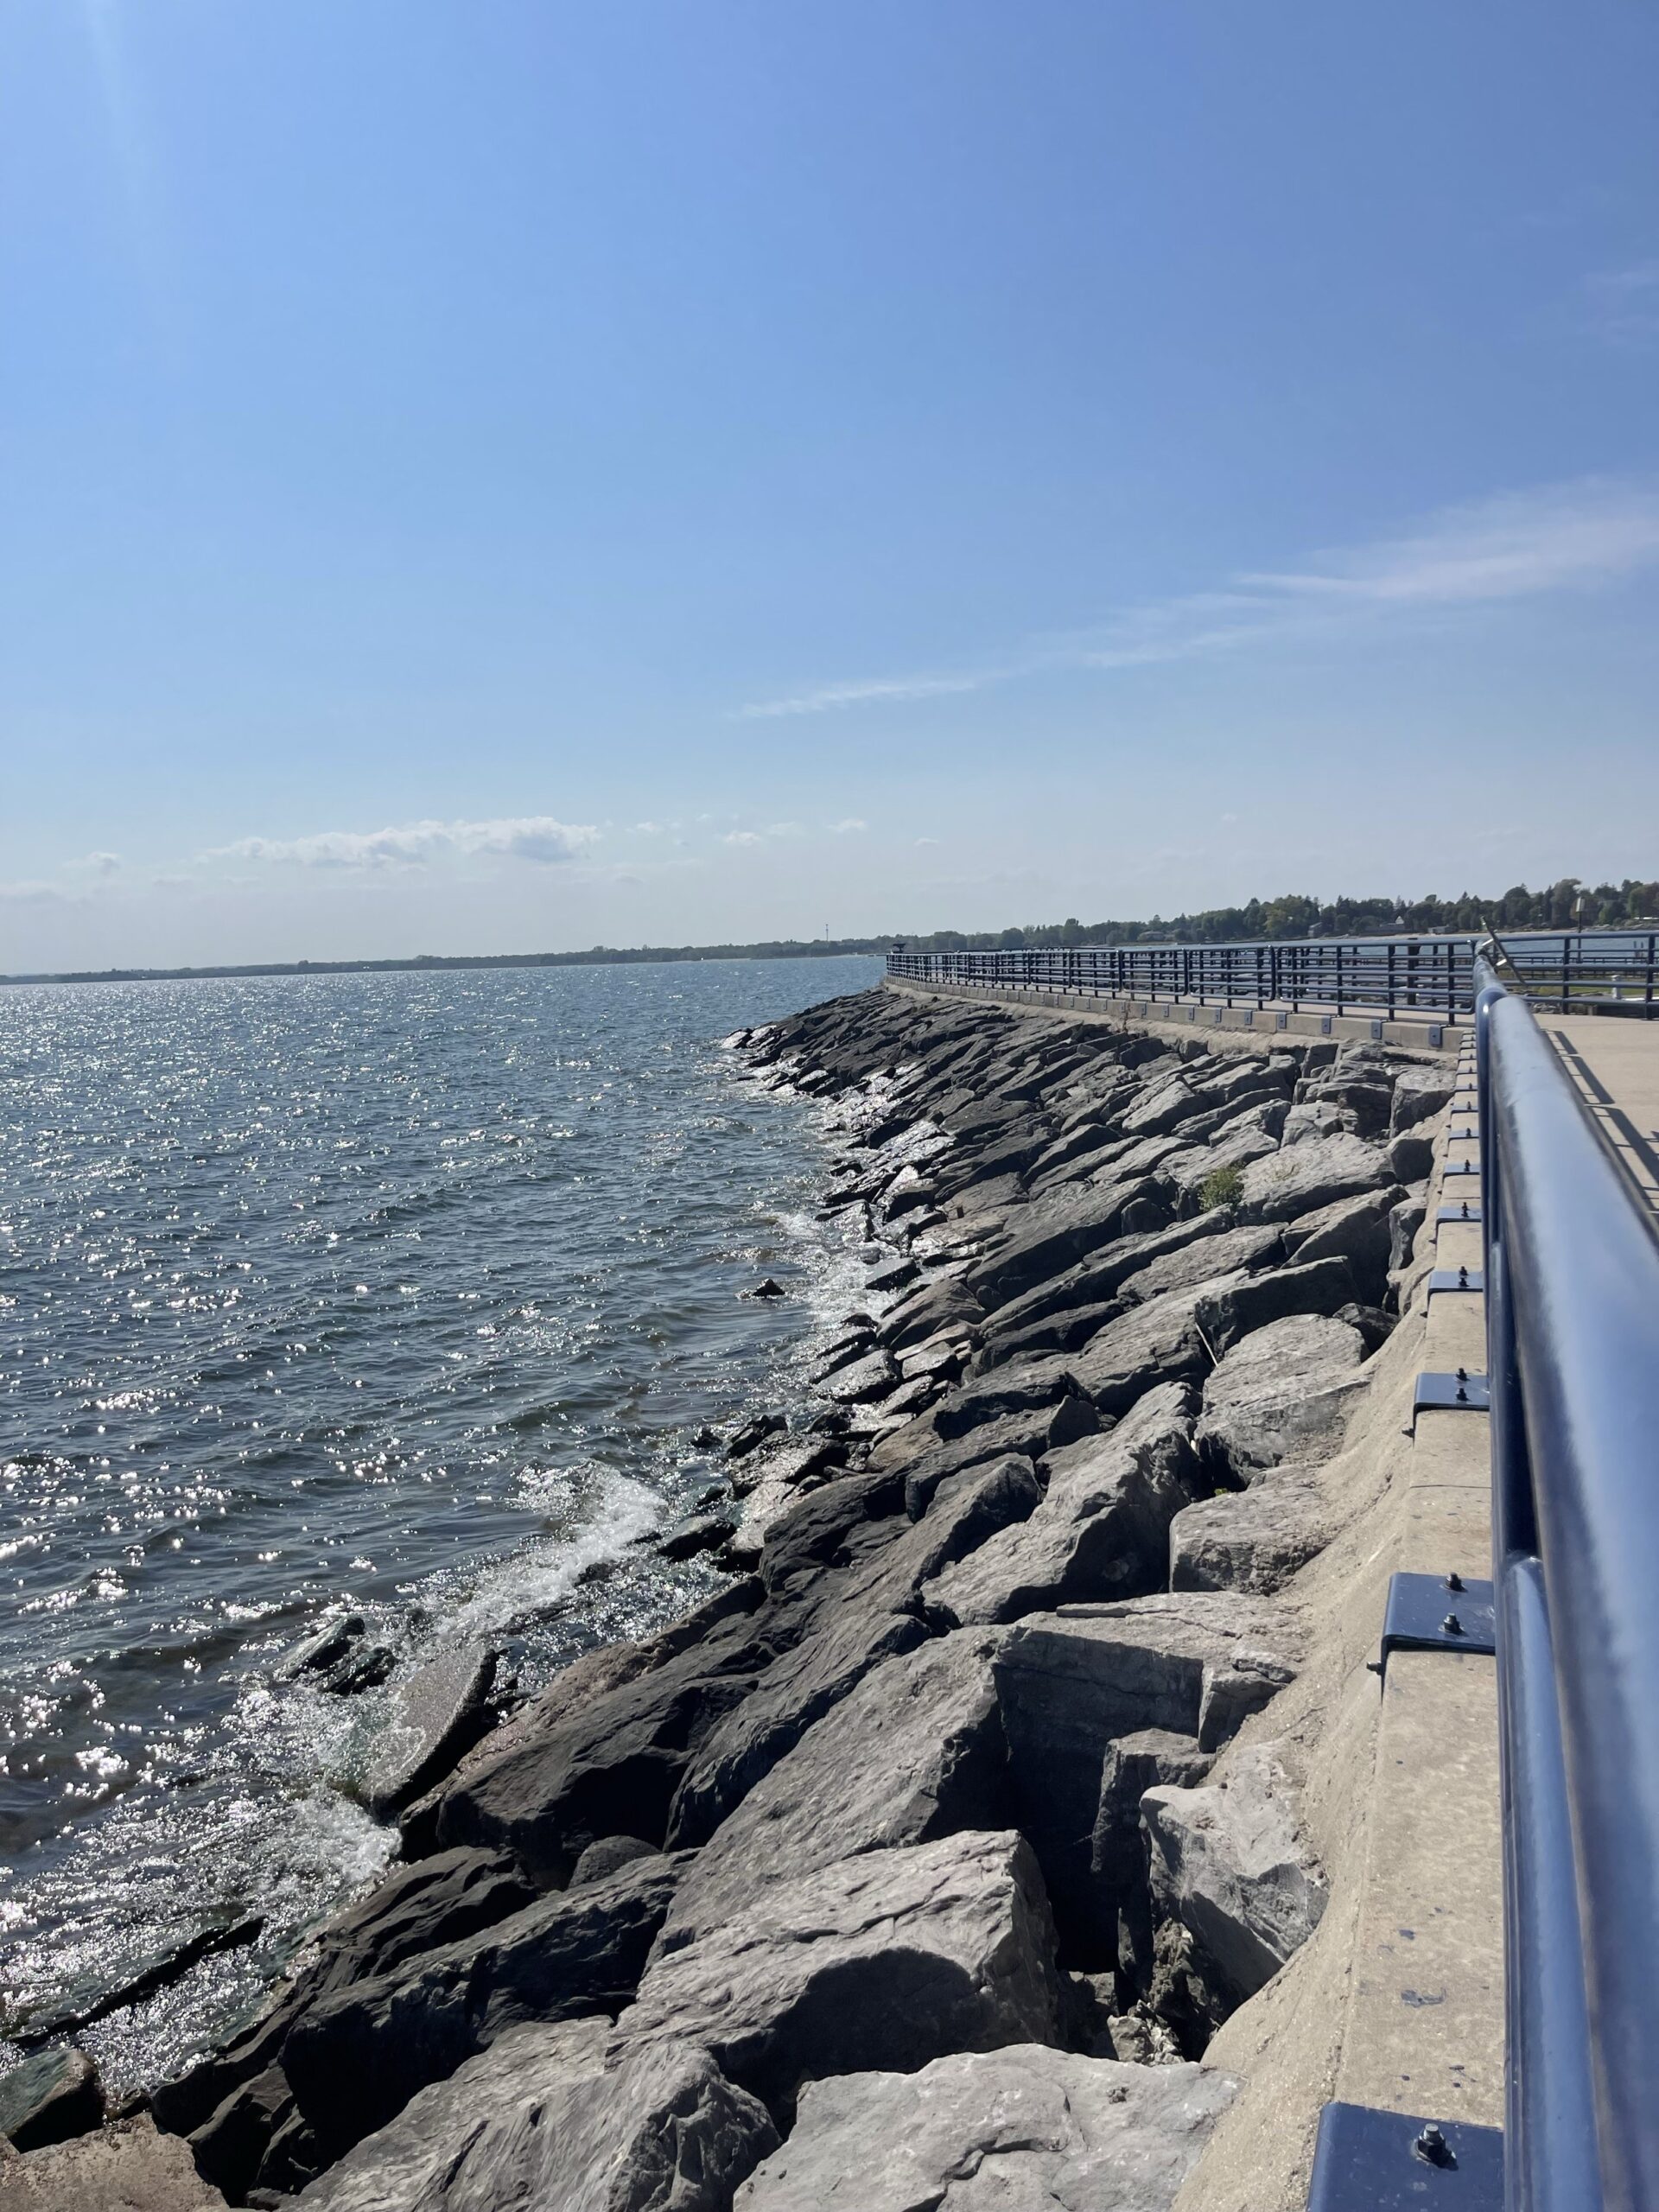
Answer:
1539, 1015, 1659, 1217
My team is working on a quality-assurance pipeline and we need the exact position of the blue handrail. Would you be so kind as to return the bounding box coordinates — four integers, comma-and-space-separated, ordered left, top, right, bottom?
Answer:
1477, 950, 1659, 2212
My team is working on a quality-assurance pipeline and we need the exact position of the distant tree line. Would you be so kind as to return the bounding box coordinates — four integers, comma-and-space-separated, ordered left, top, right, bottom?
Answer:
7, 877, 1656, 987
895, 877, 1659, 954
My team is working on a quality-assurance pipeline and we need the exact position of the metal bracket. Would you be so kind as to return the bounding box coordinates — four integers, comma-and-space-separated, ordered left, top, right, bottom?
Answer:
1378, 1572, 1496, 1675
1427, 1267, 1484, 1297
1442, 1160, 1479, 1178
1308, 2101, 1503, 2209
1275, 1010, 1289, 1029
1436, 1201, 1482, 1226
1371, 1018, 1385, 1040
1427, 1024, 1445, 1047
1414, 1369, 1491, 1420
1320, 1014, 1333, 1034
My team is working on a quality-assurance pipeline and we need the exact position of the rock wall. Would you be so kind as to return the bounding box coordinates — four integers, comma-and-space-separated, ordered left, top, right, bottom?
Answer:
6, 983, 1462, 2211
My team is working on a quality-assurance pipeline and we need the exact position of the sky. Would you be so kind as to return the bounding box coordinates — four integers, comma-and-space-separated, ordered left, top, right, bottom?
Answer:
2, 1, 1657, 970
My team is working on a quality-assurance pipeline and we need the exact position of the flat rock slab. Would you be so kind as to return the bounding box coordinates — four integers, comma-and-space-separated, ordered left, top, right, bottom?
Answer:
1236, 1133, 1392, 1223
1070, 1272, 1250, 1416
1112, 1223, 1283, 1306
658, 1630, 1009, 1950
295, 2019, 778, 2212
734, 2044, 1236, 2212
361, 1645, 498, 1820
0, 2116, 229, 2211
1194, 1313, 1366, 1481
925, 1382, 1198, 1627
614, 1830, 1064, 2121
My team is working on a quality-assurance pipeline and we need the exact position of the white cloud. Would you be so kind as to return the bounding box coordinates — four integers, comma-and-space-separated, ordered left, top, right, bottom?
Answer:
721, 830, 766, 848
207, 814, 600, 870
829, 817, 868, 834
79, 851, 123, 875
735, 477, 1659, 716
914, 836, 941, 847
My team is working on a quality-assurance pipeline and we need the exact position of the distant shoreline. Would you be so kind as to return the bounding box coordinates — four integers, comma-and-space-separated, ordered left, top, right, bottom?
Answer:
0, 943, 889, 988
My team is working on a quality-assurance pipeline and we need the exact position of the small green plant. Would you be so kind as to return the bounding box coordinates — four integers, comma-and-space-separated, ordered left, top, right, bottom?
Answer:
1198, 1164, 1244, 1213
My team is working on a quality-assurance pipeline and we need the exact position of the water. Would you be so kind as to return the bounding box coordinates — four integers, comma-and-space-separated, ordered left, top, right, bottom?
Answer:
0, 955, 880, 2092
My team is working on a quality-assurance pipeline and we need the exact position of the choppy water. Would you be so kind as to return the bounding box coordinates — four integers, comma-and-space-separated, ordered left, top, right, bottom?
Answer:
0, 956, 880, 2093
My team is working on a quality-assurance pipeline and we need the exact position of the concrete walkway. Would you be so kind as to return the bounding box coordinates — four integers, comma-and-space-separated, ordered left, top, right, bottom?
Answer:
1538, 1016, 1659, 1217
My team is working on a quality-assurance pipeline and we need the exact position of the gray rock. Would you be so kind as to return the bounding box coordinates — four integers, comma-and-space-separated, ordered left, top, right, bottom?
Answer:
1143, 1744, 1328, 2015
729, 1413, 788, 1460
1113, 1223, 1283, 1306
615, 1830, 1064, 2120
994, 1593, 1300, 1954
1069, 1272, 1251, 1416
1169, 1473, 1330, 1593
361, 1647, 499, 1821
1161, 1123, 1280, 1206
1091, 1729, 1214, 1890
658, 1511, 735, 1562
820, 1349, 899, 1406
1386, 1130, 1435, 1182
1389, 1065, 1458, 1135
280, 1853, 683, 2159
864, 1255, 918, 1294
669, 1456, 1039, 1847
0, 2115, 230, 2210
1281, 1186, 1401, 1305
963, 1179, 1164, 1308
1194, 1314, 1366, 1481
1389, 1192, 1429, 1274
893, 1399, 1096, 1518
569, 1834, 658, 1886
758, 1466, 909, 1596
1236, 1133, 1392, 1223
732, 2044, 1236, 2212
277, 1612, 367, 1681
929, 1363, 1080, 1439
294, 2021, 779, 2212
979, 1211, 1246, 1333
1121, 1074, 1205, 1137
430, 1611, 767, 1880
924, 1383, 1198, 1627
659, 1631, 1009, 1949
1192, 1255, 1358, 1357
974, 1299, 1123, 1372
0, 2048, 104, 2152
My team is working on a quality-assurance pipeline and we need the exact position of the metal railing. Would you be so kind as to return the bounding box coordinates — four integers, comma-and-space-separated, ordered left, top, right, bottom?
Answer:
887, 930, 1659, 1020
1476, 948, 1659, 2211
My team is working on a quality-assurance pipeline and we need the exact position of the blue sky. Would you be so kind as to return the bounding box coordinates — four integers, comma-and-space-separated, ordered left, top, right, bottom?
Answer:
3, 1, 1657, 968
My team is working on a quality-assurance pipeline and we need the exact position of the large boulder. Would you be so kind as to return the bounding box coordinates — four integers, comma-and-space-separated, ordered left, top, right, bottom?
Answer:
429, 1610, 770, 1881
1112, 1224, 1283, 1306
0, 2050, 104, 2154
658, 1631, 1010, 1950
1069, 1272, 1251, 1416
0, 2116, 228, 2209
963, 1179, 1165, 1309
1169, 1473, 1331, 1594
1194, 1314, 1366, 1482
278, 1853, 683, 2161
1143, 1744, 1328, 2024
614, 1831, 1065, 2122
994, 1594, 1301, 1957
890, 1401, 1097, 1516
1281, 1186, 1401, 1306
1390, 1065, 1459, 1135
669, 1458, 1039, 1847
924, 1384, 1199, 1628
980, 1212, 1243, 1334
293, 2020, 779, 2212
1236, 1134, 1392, 1224
732, 2045, 1236, 2212
1192, 1255, 1358, 1356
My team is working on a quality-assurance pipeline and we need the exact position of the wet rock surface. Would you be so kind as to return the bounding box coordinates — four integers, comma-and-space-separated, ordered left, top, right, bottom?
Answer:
133, 985, 1440, 2208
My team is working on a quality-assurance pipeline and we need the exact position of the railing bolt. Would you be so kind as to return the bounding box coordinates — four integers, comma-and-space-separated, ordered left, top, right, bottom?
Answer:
1414, 2124, 1453, 2168
1446, 1571, 1465, 1592
1457, 1265, 1469, 1285
1442, 1612, 1465, 1636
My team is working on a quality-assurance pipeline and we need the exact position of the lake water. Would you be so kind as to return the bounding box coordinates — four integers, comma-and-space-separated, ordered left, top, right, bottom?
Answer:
0, 955, 880, 2092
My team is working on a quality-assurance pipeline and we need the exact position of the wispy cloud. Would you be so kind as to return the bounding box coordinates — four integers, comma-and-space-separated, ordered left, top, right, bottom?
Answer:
828, 817, 868, 834
207, 814, 600, 869
735, 477, 1659, 717
721, 830, 766, 848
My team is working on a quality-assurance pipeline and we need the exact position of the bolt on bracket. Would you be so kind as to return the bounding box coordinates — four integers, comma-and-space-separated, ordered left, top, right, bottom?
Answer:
1412, 1369, 1491, 1423
1376, 1572, 1496, 1678
1427, 1267, 1484, 1297
1307, 2101, 1503, 2209
1436, 1201, 1483, 1226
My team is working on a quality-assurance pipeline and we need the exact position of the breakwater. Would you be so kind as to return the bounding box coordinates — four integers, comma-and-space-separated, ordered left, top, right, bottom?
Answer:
2, 980, 1467, 2209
